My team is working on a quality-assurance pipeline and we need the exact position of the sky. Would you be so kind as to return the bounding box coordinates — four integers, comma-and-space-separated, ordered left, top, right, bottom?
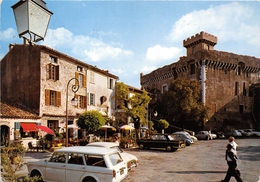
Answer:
1, 0, 260, 88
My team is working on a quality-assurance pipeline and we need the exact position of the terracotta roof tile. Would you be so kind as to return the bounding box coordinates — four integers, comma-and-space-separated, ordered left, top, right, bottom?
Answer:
0, 101, 40, 119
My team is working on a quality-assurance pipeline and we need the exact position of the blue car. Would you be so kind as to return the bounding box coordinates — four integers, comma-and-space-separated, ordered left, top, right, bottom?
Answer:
172, 132, 194, 146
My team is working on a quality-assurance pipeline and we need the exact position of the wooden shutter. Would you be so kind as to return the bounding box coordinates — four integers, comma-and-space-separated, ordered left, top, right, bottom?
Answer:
46, 64, 51, 79
75, 72, 79, 86
83, 74, 87, 88
83, 96, 87, 109
56, 91, 61, 106
55, 66, 59, 80
45, 89, 50, 105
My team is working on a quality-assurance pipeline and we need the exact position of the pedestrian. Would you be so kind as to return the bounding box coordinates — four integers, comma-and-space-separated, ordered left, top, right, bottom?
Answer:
221, 143, 243, 182
229, 136, 238, 152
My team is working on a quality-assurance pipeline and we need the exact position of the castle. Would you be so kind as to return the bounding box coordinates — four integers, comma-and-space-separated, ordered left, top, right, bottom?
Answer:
140, 31, 260, 131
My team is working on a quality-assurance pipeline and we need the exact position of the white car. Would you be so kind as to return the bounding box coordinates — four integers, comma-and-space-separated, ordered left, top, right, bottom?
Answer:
87, 142, 138, 170
27, 146, 128, 182
244, 129, 260, 137
195, 131, 215, 140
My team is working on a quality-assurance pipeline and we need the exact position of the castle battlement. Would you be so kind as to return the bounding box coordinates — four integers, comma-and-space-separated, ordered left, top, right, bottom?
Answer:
183, 31, 217, 48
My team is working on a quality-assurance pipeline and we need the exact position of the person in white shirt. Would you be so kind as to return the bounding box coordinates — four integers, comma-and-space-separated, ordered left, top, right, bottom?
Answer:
229, 136, 238, 155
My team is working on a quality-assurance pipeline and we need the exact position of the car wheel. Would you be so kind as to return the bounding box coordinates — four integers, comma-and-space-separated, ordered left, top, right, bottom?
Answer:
30, 170, 43, 182
166, 145, 172, 152
139, 143, 145, 149
83, 177, 97, 182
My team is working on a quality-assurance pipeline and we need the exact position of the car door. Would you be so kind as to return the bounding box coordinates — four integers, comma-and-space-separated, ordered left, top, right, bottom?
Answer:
45, 152, 66, 182
66, 153, 86, 182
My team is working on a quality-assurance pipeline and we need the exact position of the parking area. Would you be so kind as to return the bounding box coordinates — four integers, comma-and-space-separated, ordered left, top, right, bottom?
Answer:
20, 138, 260, 182
124, 138, 260, 182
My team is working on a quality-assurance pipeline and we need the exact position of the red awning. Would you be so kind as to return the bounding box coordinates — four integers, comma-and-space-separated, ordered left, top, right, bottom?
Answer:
20, 123, 37, 132
36, 125, 56, 136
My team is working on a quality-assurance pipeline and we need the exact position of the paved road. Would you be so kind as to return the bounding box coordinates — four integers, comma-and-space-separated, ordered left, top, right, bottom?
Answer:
123, 138, 260, 182
19, 138, 260, 182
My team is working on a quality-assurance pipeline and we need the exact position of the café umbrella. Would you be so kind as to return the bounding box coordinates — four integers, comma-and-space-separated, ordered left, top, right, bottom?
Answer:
36, 125, 56, 137
120, 125, 135, 130
100, 125, 116, 141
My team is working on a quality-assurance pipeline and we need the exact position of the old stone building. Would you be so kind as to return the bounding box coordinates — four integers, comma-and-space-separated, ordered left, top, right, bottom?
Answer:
0, 43, 118, 144
140, 31, 260, 131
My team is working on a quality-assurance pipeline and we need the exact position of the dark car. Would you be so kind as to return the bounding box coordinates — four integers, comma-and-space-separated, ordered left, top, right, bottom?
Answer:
136, 133, 186, 152
172, 132, 194, 146
216, 132, 226, 139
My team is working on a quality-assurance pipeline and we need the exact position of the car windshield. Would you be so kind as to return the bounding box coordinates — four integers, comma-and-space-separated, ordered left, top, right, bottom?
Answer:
109, 152, 123, 166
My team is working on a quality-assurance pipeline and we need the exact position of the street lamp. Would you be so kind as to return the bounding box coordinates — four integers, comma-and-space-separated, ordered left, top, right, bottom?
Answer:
11, 0, 53, 43
65, 78, 79, 147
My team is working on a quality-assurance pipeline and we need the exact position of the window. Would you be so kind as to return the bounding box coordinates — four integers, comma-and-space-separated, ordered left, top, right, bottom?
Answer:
88, 93, 95, 106
68, 153, 84, 165
50, 56, 57, 63
237, 66, 241, 75
90, 71, 95, 83
192, 46, 196, 53
79, 74, 83, 87
48, 120, 58, 131
235, 82, 239, 96
162, 85, 168, 93
47, 56, 59, 81
243, 82, 246, 96
49, 152, 66, 163
47, 64, 59, 81
75, 72, 86, 87
108, 78, 114, 89
190, 63, 195, 75
77, 95, 87, 109
77, 66, 83, 72
45, 89, 61, 106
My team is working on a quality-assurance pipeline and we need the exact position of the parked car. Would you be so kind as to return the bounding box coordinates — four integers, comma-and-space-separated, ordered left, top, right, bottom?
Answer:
184, 131, 198, 142
87, 142, 138, 170
172, 132, 194, 146
238, 129, 251, 137
243, 129, 260, 137
216, 132, 226, 139
136, 133, 186, 152
226, 130, 242, 137
195, 131, 215, 140
27, 146, 128, 182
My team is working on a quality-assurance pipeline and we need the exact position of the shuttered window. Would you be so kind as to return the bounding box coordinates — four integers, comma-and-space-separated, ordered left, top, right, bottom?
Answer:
75, 72, 86, 87
45, 89, 61, 106
46, 63, 59, 81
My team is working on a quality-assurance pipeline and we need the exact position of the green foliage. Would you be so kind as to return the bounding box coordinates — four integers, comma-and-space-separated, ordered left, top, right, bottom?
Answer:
115, 82, 151, 124
159, 78, 209, 131
1, 141, 41, 182
76, 110, 106, 133
158, 119, 169, 130
115, 82, 151, 139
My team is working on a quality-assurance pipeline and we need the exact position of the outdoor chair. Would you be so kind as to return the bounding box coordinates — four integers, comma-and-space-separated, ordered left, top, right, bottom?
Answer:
27, 142, 43, 152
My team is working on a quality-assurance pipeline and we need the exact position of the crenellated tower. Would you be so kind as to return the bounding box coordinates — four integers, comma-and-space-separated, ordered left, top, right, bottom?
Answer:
183, 31, 217, 56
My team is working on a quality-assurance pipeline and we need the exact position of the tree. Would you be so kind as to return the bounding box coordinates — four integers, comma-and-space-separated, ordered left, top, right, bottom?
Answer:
159, 78, 208, 132
115, 82, 151, 139
76, 110, 106, 134
158, 119, 169, 133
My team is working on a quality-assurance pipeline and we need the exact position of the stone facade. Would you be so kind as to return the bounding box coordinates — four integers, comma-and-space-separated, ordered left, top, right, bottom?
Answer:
1, 44, 118, 141
140, 31, 260, 131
